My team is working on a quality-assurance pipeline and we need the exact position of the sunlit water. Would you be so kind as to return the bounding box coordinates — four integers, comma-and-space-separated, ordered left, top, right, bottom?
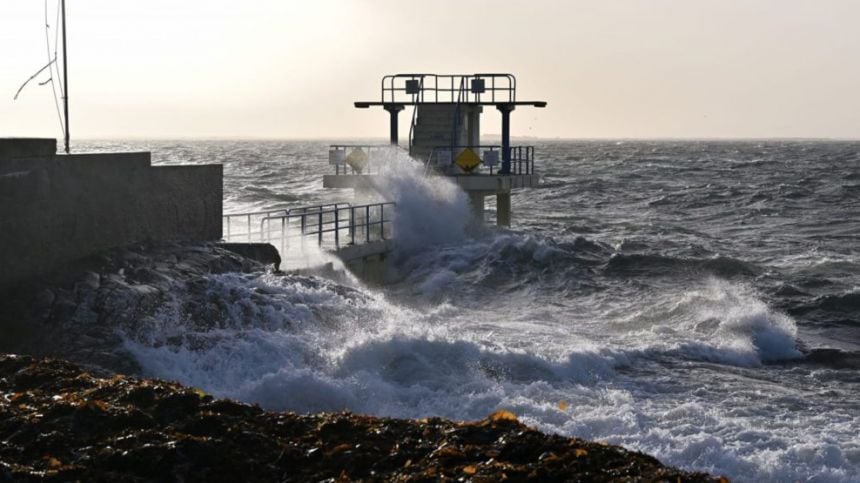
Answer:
79, 139, 860, 481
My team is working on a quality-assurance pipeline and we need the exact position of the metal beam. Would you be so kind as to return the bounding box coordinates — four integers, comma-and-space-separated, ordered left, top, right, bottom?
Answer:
356, 101, 546, 108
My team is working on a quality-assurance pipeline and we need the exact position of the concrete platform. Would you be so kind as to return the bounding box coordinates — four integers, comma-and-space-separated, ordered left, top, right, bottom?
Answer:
334, 239, 393, 263
322, 174, 539, 193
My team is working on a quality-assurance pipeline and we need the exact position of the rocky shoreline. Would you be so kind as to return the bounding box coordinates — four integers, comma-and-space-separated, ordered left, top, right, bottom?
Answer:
0, 354, 721, 481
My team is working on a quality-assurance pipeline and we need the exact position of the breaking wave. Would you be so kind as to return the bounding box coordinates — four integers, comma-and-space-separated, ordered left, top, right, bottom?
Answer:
73, 138, 860, 481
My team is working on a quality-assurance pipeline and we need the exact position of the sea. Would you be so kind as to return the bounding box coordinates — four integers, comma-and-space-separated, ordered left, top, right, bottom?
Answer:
77, 139, 860, 481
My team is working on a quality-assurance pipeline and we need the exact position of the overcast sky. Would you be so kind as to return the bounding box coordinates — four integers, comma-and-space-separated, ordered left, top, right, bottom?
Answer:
2, 0, 859, 140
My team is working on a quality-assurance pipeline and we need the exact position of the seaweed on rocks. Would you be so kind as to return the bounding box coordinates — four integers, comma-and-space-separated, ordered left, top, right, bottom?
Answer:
0, 354, 724, 482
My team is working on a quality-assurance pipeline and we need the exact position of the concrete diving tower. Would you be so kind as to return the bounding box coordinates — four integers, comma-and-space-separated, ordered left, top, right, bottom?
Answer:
322, 73, 547, 226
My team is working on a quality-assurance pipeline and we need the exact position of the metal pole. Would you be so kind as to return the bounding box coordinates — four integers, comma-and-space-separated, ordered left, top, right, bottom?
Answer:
61, 0, 70, 154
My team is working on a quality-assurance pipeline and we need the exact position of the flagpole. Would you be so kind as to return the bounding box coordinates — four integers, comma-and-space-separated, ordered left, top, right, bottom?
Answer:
61, 0, 70, 154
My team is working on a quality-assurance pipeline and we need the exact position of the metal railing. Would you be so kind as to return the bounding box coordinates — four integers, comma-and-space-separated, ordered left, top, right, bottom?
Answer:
223, 203, 351, 242
425, 145, 536, 175
329, 144, 402, 175
381, 73, 516, 105
450, 77, 466, 151
326, 143, 537, 176
258, 202, 394, 256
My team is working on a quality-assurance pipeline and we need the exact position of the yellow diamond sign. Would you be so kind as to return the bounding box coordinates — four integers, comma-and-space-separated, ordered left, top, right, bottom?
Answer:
345, 148, 369, 173
455, 148, 481, 173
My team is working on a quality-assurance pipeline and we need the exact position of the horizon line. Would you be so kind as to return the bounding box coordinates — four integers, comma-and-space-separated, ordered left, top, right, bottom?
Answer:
64, 135, 860, 142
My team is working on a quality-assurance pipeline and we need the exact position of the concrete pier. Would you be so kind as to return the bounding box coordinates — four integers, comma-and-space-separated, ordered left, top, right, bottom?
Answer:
0, 138, 222, 289
469, 191, 485, 221
496, 192, 511, 226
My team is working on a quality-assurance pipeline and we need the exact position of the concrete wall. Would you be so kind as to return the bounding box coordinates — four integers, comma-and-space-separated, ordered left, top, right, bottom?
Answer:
411, 105, 479, 161
0, 139, 222, 289
0, 138, 56, 159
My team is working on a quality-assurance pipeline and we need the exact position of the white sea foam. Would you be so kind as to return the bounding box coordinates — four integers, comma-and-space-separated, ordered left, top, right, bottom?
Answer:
346, 149, 473, 255
118, 265, 859, 481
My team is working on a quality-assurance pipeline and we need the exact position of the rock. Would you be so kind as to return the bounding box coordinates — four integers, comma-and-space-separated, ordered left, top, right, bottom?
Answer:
0, 354, 726, 482
35, 288, 55, 309
78, 271, 101, 290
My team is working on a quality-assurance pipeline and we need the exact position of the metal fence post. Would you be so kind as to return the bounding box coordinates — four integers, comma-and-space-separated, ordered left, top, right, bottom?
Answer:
350, 206, 355, 245
334, 209, 340, 247
380, 204, 385, 240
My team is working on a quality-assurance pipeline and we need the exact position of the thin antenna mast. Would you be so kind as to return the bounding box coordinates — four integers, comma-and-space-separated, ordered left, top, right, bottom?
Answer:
61, 0, 69, 154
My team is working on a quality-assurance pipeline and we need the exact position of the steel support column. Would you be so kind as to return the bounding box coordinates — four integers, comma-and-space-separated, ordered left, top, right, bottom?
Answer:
383, 104, 405, 146
497, 104, 515, 174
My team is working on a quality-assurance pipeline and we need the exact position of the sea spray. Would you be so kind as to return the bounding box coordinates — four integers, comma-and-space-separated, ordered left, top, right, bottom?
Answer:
353, 148, 473, 255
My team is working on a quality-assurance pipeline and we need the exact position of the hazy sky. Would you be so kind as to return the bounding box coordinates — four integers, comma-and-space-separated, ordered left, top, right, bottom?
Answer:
2, 0, 859, 140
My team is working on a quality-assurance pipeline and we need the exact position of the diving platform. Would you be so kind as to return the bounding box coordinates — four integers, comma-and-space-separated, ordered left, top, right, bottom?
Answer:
325, 73, 547, 226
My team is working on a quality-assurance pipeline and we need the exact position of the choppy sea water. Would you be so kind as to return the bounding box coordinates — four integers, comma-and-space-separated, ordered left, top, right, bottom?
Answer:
79, 139, 860, 481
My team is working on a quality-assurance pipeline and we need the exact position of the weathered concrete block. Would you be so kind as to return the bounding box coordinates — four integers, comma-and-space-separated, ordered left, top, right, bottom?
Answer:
0, 138, 56, 162
0, 148, 222, 290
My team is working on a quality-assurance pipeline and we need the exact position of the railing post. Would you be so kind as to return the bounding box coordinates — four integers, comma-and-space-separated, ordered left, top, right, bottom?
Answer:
226, 217, 231, 240
350, 206, 355, 245
334, 208, 340, 247
517, 147, 522, 174
380, 204, 385, 240
366, 205, 370, 243
529, 147, 534, 174
318, 212, 323, 246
